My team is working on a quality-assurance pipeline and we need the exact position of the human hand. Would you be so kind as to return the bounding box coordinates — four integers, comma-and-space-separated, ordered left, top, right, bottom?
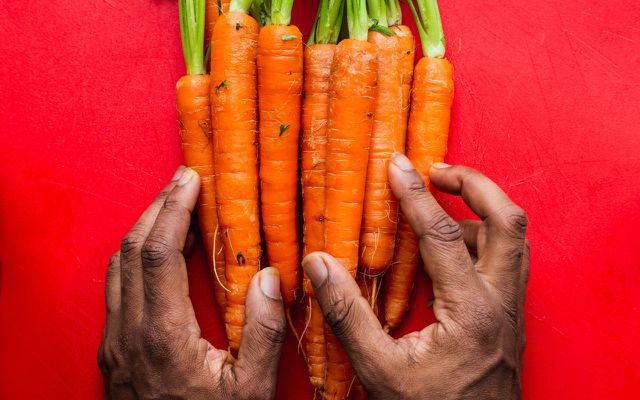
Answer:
302, 154, 529, 399
98, 167, 286, 400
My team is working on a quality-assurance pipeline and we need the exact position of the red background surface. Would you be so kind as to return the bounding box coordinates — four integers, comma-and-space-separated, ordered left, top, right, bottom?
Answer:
1, 0, 640, 398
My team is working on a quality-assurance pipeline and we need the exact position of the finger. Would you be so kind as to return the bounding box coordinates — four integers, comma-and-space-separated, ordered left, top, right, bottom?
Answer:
141, 167, 200, 313
517, 240, 530, 335
516, 240, 530, 377
459, 219, 480, 253
302, 252, 393, 380
233, 268, 286, 399
119, 166, 186, 320
184, 229, 198, 259
388, 154, 481, 316
429, 165, 527, 301
105, 252, 122, 323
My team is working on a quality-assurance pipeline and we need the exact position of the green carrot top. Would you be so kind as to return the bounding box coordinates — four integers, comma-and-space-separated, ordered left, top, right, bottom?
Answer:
407, 0, 445, 58
230, 0, 255, 14
179, 0, 206, 75
308, 0, 345, 45
271, 0, 294, 25
367, 0, 394, 36
347, 0, 368, 41
385, 0, 401, 27
249, 0, 294, 26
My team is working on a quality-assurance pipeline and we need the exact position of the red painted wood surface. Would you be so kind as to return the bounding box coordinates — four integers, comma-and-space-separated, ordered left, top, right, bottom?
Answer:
1, 1, 639, 398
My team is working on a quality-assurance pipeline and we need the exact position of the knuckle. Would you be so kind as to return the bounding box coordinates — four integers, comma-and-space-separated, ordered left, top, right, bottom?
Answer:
421, 214, 463, 244
141, 236, 173, 268
162, 198, 190, 219
404, 178, 428, 201
254, 316, 286, 346
324, 295, 357, 338
120, 231, 145, 256
498, 205, 528, 238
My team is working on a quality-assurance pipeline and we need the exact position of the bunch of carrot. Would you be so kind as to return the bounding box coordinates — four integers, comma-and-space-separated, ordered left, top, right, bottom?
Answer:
175, 0, 454, 397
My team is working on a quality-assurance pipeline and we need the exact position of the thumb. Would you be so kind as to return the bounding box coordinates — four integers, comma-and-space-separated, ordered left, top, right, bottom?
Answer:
302, 252, 393, 379
234, 267, 286, 393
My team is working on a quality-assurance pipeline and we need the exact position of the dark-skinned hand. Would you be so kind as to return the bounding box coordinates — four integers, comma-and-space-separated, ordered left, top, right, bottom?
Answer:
302, 153, 529, 400
98, 166, 286, 400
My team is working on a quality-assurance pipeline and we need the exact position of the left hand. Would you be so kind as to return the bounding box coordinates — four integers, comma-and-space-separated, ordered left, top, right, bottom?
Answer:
98, 166, 286, 400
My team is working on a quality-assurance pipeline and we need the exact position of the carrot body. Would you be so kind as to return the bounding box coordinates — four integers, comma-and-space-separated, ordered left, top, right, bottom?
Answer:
324, 39, 378, 276
392, 25, 415, 133
324, 323, 355, 400
177, 75, 227, 312
257, 24, 303, 305
384, 57, 454, 330
358, 30, 407, 276
210, 11, 260, 351
306, 298, 327, 388
324, 38, 378, 400
205, 0, 230, 49
301, 43, 336, 390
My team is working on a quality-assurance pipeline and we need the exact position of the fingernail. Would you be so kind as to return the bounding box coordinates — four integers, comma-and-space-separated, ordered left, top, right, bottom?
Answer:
391, 153, 414, 171
177, 168, 195, 186
432, 162, 452, 169
302, 255, 328, 288
259, 267, 282, 300
172, 166, 186, 181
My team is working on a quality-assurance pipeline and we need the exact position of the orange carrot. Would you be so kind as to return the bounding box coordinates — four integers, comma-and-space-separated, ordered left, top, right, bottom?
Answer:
210, 0, 260, 351
301, 0, 344, 391
358, 9, 406, 279
392, 24, 415, 136
177, 76, 227, 311
323, 0, 378, 397
205, 0, 230, 50
257, 2, 302, 307
384, 0, 454, 330
301, 43, 336, 389
177, 0, 227, 312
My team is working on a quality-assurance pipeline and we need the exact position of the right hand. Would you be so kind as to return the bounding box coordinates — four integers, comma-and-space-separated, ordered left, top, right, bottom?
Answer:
302, 154, 529, 399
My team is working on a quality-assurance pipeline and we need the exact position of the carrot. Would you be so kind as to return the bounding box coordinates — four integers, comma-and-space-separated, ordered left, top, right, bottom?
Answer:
384, 0, 416, 136
358, 0, 403, 285
301, 0, 344, 390
324, 1, 378, 398
256, 0, 302, 307
176, 0, 227, 312
210, 0, 260, 351
205, 0, 230, 50
384, 0, 454, 330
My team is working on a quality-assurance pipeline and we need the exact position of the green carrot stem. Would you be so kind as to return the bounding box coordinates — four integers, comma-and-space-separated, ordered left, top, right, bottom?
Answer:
310, 0, 345, 45
347, 0, 368, 41
229, 0, 254, 14
250, 0, 271, 25
179, 0, 206, 75
271, 0, 294, 26
385, 0, 401, 26
407, 0, 445, 58
366, 0, 387, 28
